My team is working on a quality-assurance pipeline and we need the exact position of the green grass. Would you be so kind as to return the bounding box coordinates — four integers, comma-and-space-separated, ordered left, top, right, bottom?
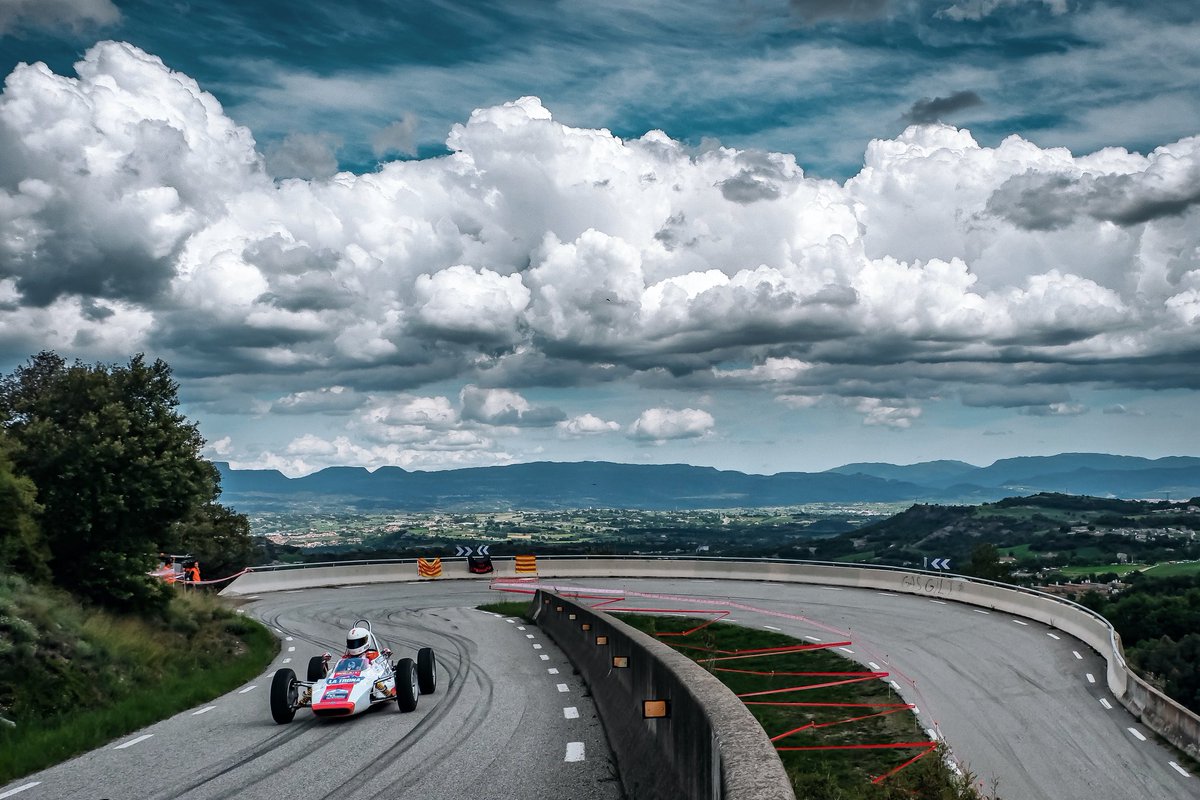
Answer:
0, 578, 277, 784
477, 600, 534, 620
619, 614, 987, 799
1058, 564, 1147, 578
1140, 561, 1200, 577
998, 544, 1034, 558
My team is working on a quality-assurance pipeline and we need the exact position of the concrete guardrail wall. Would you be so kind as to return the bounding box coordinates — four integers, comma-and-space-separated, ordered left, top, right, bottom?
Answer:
222, 556, 1200, 759
530, 590, 794, 800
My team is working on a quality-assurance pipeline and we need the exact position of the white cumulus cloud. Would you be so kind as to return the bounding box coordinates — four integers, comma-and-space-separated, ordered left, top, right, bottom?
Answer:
629, 408, 715, 442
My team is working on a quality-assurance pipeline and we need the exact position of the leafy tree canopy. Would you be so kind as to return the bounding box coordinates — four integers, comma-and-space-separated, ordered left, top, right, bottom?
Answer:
0, 352, 221, 609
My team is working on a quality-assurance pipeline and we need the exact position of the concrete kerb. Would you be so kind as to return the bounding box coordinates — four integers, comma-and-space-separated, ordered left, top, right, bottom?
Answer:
221, 556, 1200, 760
531, 590, 795, 800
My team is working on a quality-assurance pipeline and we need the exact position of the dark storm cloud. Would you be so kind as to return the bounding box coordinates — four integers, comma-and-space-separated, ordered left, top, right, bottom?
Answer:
718, 171, 783, 203
959, 384, 1070, 408
987, 163, 1200, 230
903, 90, 984, 124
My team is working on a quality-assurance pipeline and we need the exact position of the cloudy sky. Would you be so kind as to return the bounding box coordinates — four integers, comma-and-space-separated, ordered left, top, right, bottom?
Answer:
0, 1, 1198, 477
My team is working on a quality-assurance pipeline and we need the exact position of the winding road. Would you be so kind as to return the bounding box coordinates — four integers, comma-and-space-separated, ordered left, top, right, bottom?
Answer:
1, 576, 1195, 800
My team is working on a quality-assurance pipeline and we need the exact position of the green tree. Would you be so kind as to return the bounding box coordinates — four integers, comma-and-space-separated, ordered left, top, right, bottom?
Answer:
964, 542, 1011, 582
0, 352, 217, 609
0, 432, 48, 581
168, 501, 256, 582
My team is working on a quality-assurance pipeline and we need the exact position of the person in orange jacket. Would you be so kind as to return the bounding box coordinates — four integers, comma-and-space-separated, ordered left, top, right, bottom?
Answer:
186, 562, 201, 583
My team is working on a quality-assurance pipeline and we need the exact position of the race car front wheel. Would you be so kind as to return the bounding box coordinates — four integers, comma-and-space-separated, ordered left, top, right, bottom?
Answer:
270, 668, 299, 724
417, 647, 437, 694
396, 658, 419, 713
307, 655, 327, 682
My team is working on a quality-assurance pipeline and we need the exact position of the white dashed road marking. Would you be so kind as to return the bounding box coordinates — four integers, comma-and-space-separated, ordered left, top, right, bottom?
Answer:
1086, 673, 1096, 684
539, 654, 550, 660
1046, 632, 1061, 640
565, 742, 585, 762
974, 609, 990, 615
517, 626, 526, 630
192, 706, 215, 716
929, 600, 947, 605
804, 636, 822, 642
115, 734, 154, 750
1127, 727, 1147, 742
287, 646, 295, 652
526, 634, 535, 639
1099, 698, 1113, 710
533, 644, 543, 650
877, 592, 899, 597
238, 685, 257, 694
548, 668, 560, 674
285, 636, 293, 641
1169, 761, 1191, 778
557, 683, 570, 693
838, 647, 855, 654
763, 625, 781, 631
506, 619, 516, 624
0, 783, 41, 798
1073, 651, 1083, 660
1012, 619, 1028, 626
890, 680, 902, 691
282, 658, 291, 664
563, 706, 579, 719
868, 662, 881, 670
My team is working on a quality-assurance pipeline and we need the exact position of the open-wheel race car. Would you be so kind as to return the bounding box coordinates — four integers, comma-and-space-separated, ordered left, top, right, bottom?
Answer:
270, 619, 437, 723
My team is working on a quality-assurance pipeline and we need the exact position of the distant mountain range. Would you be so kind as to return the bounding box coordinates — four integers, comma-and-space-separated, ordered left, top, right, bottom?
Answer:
214, 453, 1200, 512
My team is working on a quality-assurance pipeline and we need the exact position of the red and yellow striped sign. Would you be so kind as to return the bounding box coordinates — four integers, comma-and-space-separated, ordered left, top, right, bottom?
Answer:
417, 557, 442, 578
514, 554, 537, 573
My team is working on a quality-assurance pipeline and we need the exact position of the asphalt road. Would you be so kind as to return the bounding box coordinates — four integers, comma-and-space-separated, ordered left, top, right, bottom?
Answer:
2, 577, 1196, 800
0, 583, 622, 800
527, 576, 1197, 800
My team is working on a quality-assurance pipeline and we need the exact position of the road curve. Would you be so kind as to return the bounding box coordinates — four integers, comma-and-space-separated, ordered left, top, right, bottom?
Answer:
3, 576, 1195, 800
535, 575, 1195, 800
0, 583, 622, 800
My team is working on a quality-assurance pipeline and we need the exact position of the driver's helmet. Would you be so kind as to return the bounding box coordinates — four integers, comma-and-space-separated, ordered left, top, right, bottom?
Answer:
346, 626, 370, 656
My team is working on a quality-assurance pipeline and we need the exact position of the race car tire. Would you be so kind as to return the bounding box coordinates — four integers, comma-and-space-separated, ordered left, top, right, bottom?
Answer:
396, 658, 419, 713
417, 647, 437, 694
307, 655, 327, 682
270, 668, 299, 724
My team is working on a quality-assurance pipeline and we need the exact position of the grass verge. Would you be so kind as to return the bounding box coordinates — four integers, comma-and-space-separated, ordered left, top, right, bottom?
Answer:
477, 600, 534, 621
0, 576, 277, 784
620, 614, 995, 800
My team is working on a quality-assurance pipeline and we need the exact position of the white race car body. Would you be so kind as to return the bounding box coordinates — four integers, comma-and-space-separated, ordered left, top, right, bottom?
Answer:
269, 618, 436, 724
311, 655, 395, 717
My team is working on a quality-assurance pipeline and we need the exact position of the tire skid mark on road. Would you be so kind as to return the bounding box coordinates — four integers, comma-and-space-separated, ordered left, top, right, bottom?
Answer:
351, 612, 498, 800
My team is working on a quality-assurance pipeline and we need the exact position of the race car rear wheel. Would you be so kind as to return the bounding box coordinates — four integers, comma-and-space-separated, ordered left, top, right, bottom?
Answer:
417, 647, 437, 694
270, 668, 299, 724
396, 658, 419, 713
307, 655, 327, 682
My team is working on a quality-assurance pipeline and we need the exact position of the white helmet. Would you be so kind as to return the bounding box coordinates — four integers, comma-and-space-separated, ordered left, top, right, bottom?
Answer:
346, 626, 370, 656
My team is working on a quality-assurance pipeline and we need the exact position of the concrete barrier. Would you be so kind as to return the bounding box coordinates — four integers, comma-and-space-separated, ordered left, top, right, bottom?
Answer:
222, 556, 1200, 759
530, 590, 794, 800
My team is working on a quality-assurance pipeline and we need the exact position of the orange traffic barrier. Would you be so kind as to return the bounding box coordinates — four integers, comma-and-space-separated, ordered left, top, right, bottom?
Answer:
417, 557, 442, 578
514, 554, 537, 573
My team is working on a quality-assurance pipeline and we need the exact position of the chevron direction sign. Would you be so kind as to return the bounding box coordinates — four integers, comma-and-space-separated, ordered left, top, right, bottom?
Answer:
930, 558, 951, 570
455, 545, 492, 557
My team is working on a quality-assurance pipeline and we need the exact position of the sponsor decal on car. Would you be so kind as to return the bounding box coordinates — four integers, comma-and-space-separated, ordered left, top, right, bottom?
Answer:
322, 689, 350, 700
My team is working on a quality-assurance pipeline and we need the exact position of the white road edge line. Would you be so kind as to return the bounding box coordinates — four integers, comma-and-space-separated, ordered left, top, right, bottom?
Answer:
1127, 727, 1147, 742
1169, 761, 1191, 777
115, 734, 154, 750
563, 706, 579, 719
0, 783, 41, 798
557, 683, 570, 693
565, 742, 585, 762
1099, 698, 1113, 710
192, 706, 216, 716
